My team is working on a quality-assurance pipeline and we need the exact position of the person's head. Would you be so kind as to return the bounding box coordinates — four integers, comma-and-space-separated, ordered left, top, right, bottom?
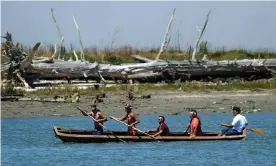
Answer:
158, 116, 165, 124
232, 106, 241, 116
90, 104, 98, 113
125, 104, 133, 113
189, 109, 198, 119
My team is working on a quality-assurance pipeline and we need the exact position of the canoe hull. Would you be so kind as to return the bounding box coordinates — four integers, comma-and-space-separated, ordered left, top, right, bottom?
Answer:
54, 126, 246, 143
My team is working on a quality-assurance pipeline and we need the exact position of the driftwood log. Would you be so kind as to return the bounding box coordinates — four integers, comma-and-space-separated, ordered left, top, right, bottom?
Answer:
130, 56, 275, 82
1, 32, 275, 88
2, 8, 276, 88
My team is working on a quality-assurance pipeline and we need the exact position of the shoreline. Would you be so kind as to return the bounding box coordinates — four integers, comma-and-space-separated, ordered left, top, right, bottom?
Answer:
1, 90, 276, 119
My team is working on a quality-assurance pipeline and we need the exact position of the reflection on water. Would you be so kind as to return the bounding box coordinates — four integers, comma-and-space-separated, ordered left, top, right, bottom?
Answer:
2, 113, 276, 166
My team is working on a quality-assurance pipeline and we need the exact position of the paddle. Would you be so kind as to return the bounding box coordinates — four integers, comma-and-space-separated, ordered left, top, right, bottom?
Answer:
247, 128, 265, 135
109, 116, 160, 142
76, 106, 126, 143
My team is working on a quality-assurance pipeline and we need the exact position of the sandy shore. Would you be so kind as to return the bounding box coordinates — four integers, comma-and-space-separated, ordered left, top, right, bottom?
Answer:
1, 90, 276, 118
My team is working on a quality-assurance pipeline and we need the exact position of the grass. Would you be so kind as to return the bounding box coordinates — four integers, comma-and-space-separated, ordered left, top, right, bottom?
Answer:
4, 41, 275, 65
2, 79, 275, 97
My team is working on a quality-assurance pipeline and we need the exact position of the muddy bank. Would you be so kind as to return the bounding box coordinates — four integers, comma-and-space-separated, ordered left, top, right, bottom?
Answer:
1, 90, 276, 118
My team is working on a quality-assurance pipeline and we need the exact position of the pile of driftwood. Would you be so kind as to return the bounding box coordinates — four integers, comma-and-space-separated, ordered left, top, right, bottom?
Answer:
1, 8, 276, 89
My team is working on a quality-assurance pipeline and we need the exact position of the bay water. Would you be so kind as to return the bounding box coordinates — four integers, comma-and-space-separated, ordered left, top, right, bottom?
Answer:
2, 113, 276, 166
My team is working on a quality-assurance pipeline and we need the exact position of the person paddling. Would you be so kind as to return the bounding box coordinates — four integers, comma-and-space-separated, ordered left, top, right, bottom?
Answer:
80, 104, 107, 134
218, 106, 248, 136
148, 116, 170, 137
184, 110, 203, 138
110, 104, 140, 136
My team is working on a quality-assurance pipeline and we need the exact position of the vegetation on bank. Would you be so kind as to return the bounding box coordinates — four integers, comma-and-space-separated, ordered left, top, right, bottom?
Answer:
2, 41, 276, 65
2, 79, 276, 97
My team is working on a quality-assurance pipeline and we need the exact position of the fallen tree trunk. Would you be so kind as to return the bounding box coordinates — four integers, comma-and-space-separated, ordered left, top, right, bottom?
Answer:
131, 54, 276, 71
2, 50, 274, 85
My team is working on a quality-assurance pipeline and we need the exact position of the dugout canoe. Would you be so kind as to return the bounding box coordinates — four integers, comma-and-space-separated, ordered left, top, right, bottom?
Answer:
53, 126, 246, 143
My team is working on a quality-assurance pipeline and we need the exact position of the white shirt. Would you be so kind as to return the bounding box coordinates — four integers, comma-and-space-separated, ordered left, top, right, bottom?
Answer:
231, 114, 248, 132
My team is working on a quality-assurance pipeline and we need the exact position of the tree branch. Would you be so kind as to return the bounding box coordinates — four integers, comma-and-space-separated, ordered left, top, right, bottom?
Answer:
155, 8, 176, 61
191, 9, 211, 61
72, 15, 85, 61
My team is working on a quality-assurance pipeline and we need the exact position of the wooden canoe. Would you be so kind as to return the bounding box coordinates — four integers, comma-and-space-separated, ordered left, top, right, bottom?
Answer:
53, 126, 246, 143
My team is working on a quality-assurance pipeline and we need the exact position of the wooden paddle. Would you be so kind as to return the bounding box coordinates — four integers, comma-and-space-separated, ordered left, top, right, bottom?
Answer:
247, 128, 265, 135
109, 116, 160, 142
76, 106, 126, 143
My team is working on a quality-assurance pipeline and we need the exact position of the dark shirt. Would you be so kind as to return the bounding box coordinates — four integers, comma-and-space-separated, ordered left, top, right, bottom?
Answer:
157, 123, 170, 136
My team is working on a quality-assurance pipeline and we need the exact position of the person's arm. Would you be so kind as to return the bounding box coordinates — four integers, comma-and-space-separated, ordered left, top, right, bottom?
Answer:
221, 117, 238, 128
110, 114, 127, 121
118, 114, 127, 121
221, 123, 233, 128
152, 124, 164, 137
184, 123, 191, 133
152, 130, 163, 137
225, 115, 241, 128
96, 112, 108, 123
129, 113, 140, 127
80, 109, 94, 117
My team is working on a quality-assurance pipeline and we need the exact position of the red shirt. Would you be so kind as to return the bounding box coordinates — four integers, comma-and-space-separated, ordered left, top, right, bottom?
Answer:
157, 123, 170, 136
190, 117, 202, 136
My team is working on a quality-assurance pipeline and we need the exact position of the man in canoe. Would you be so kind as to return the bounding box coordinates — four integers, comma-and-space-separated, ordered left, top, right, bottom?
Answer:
80, 104, 108, 134
110, 104, 140, 136
218, 106, 248, 136
147, 116, 170, 137
184, 110, 203, 138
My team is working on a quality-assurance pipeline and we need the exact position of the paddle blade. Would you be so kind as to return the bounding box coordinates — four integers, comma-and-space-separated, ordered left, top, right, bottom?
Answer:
248, 128, 265, 134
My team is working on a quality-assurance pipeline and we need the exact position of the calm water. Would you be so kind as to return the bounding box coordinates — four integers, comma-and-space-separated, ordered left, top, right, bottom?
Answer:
2, 113, 276, 166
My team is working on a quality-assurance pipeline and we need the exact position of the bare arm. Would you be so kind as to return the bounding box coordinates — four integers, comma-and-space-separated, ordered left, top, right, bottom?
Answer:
96, 112, 108, 123
118, 114, 127, 121
152, 124, 164, 137
80, 109, 94, 117
87, 112, 94, 117
184, 124, 190, 133
109, 114, 127, 121
152, 130, 163, 137
130, 113, 140, 126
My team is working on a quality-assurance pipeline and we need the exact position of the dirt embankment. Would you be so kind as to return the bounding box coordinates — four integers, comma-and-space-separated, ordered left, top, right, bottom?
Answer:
1, 90, 276, 118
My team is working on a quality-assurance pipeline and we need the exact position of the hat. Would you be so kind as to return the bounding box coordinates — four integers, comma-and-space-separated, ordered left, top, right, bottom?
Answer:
125, 104, 133, 109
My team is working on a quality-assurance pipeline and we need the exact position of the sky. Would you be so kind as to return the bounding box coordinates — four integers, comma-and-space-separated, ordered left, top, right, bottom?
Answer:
1, 1, 276, 51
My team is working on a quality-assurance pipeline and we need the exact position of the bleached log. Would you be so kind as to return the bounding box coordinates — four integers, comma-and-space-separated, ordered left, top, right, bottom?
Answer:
155, 8, 176, 61
127, 71, 163, 79
32, 44, 57, 63
2, 27, 276, 86
24, 61, 99, 80
191, 9, 211, 61
72, 15, 85, 61
131, 55, 154, 63
51, 8, 65, 60
20, 42, 41, 71
16, 72, 31, 88
51, 44, 57, 59
201, 54, 208, 61
73, 50, 79, 61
